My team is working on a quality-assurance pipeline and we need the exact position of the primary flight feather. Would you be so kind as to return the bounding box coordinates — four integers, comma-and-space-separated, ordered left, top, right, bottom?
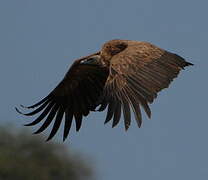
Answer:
16, 39, 193, 141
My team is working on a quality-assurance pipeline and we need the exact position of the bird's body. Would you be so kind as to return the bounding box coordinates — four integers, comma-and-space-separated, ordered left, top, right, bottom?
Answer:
16, 39, 193, 141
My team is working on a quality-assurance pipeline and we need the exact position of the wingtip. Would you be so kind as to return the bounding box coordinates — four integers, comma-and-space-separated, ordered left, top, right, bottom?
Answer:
76, 128, 81, 132
20, 104, 37, 109
20, 104, 28, 108
187, 62, 194, 66
112, 124, 116, 128
63, 136, 69, 142
15, 106, 33, 116
104, 116, 112, 125
112, 121, 120, 128
124, 124, 130, 131
147, 112, 151, 119
75, 122, 82, 132
104, 119, 110, 125
15, 106, 23, 115
24, 123, 33, 127
125, 126, 129, 131
33, 129, 41, 135
138, 124, 142, 128
46, 136, 52, 142
183, 61, 194, 68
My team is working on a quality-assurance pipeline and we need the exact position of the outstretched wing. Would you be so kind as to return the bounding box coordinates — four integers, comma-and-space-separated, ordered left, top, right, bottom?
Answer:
16, 54, 109, 141
99, 41, 193, 129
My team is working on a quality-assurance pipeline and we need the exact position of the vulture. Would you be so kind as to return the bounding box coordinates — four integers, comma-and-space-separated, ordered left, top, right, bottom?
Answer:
16, 39, 193, 141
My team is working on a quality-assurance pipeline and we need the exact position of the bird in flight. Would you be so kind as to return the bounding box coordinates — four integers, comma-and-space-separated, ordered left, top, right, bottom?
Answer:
16, 39, 193, 141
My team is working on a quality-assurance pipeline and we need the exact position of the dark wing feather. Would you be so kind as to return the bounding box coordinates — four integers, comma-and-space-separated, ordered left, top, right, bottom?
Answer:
20, 94, 52, 109
33, 103, 59, 134
101, 41, 193, 129
16, 54, 109, 141
16, 99, 51, 116
121, 97, 131, 130
24, 101, 55, 126
112, 102, 121, 128
104, 97, 117, 124
63, 108, 73, 141
46, 106, 65, 141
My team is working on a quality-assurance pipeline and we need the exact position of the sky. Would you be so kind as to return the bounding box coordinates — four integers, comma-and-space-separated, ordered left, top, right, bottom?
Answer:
0, 0, 207, 179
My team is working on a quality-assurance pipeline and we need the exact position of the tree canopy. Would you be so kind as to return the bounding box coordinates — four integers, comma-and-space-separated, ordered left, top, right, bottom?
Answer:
0, 126, 93, 180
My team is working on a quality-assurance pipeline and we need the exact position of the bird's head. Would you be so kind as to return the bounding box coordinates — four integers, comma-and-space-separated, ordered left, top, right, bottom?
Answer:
100, 39, 128, 65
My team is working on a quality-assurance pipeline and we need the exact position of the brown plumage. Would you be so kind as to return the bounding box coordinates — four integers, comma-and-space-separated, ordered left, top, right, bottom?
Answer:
16, 39, 193, 141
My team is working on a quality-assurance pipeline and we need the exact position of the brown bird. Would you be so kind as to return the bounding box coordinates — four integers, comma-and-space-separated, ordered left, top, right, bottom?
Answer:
16, 39, 193, 141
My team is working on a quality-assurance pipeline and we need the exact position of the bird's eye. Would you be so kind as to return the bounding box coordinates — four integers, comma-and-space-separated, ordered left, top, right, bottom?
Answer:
115, 43, 127, 51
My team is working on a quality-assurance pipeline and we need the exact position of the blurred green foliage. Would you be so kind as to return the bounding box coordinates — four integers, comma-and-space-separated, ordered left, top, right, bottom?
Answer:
0, 126, 93, 180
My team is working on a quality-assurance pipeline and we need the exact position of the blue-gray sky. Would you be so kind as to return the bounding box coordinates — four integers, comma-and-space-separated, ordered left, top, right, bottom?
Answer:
0, 0, 207, 179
